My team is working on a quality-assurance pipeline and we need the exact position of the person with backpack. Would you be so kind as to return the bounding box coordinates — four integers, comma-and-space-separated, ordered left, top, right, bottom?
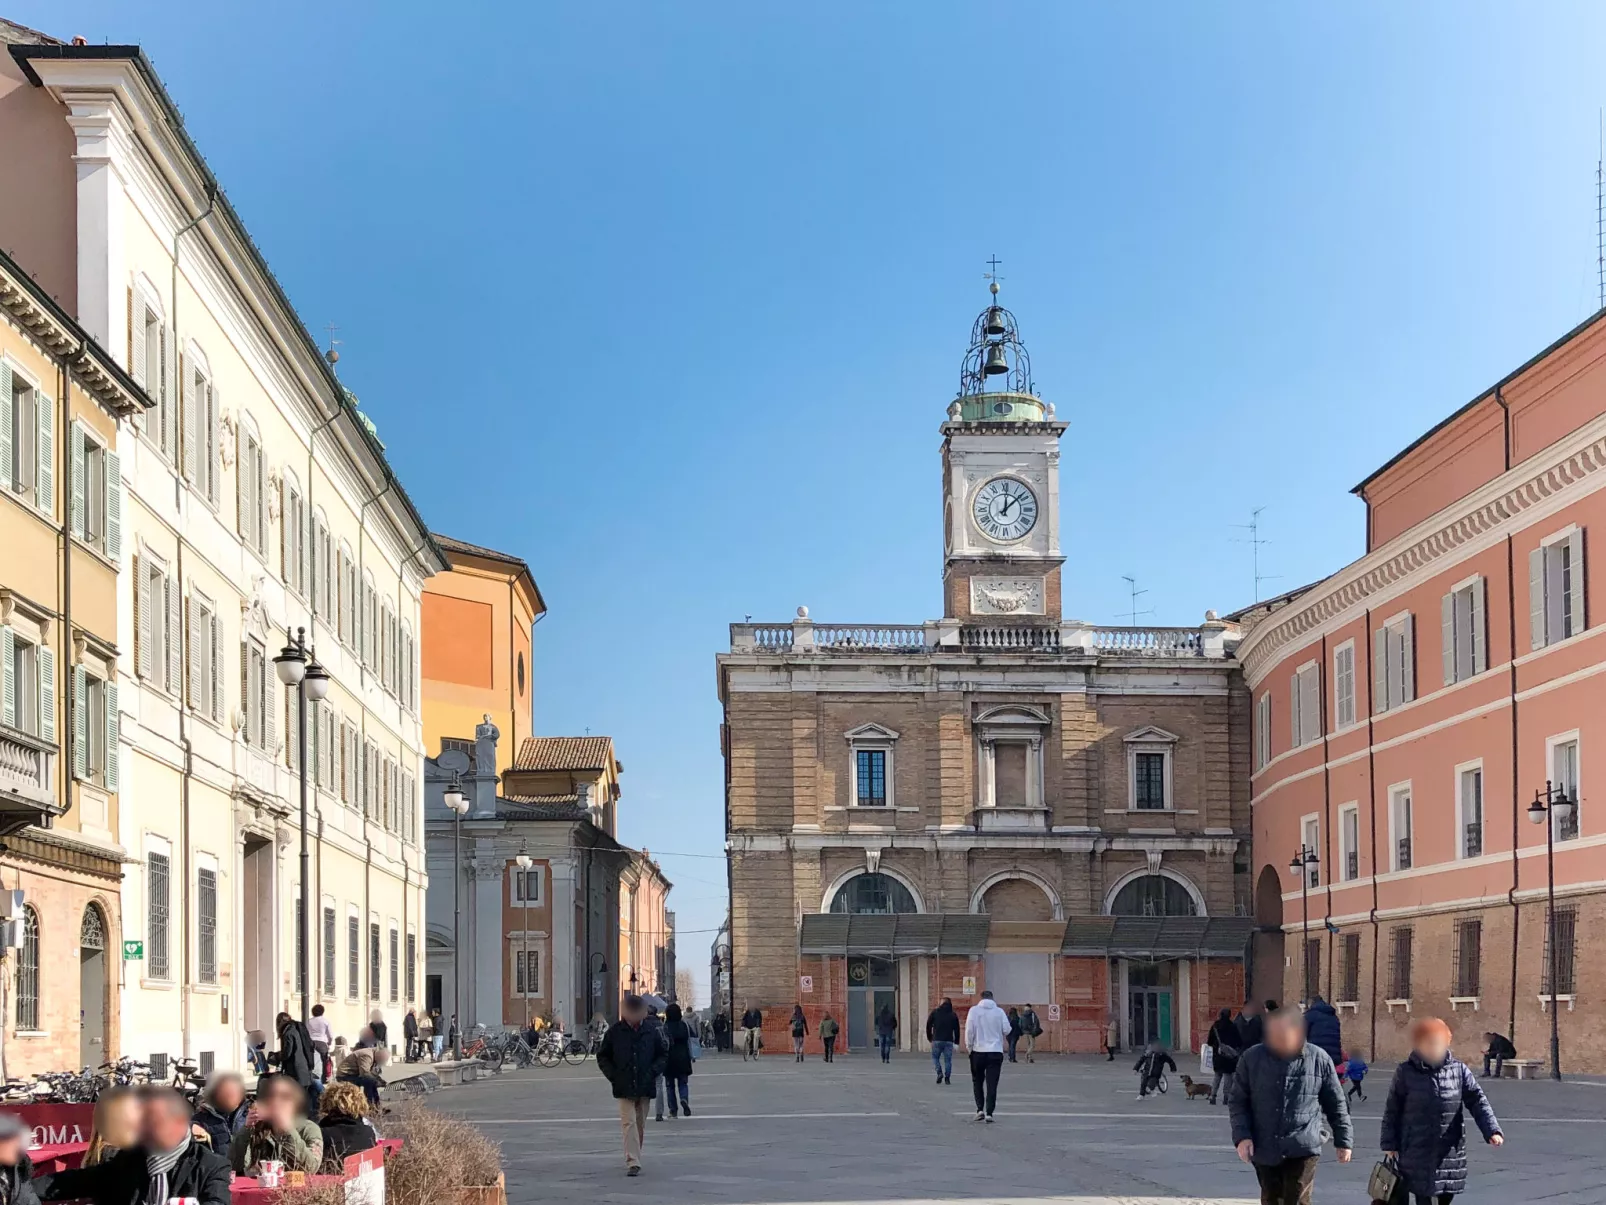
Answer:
789, 1004, 809, 1062
1019, 1004, 1043, 1063
819, 1013, 839, 1062
1004, 1007, 1024, 1063
1207, 1006, 1242, 1105
662, 1003, 696, 1118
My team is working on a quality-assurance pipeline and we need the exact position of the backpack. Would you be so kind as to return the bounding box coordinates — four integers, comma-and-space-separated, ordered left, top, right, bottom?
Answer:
1024, 1010, 1042, 1037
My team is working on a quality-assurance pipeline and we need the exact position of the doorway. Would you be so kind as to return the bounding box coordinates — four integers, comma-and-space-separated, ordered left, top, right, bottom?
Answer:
846, 957, 896, 1050
79, 905, 107, 1069
242, 836, 276, 1036
426, 975, 443, 1015
1127, 961, 1175, 1049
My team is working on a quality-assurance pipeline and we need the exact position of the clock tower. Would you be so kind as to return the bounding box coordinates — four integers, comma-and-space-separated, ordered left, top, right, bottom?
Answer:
941, 283, 1066, 622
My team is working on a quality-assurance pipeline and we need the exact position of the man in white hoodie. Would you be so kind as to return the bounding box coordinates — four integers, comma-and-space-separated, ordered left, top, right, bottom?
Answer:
963, 990, 1009, 1122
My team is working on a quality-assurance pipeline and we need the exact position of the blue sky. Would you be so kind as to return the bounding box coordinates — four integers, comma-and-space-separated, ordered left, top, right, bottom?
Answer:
15, 1, 1606, 1002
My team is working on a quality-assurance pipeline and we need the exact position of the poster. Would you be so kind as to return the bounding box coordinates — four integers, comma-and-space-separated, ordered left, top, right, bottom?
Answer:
799, 975, 814, 993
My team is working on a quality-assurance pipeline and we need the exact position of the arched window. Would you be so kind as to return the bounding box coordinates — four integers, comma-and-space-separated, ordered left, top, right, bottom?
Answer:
15, 906, 39, 1031
829, 873, 917, 915
1110, 874, 1199, 917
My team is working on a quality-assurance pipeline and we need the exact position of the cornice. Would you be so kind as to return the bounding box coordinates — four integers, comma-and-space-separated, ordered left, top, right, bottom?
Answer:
1239, 414, 1606, 684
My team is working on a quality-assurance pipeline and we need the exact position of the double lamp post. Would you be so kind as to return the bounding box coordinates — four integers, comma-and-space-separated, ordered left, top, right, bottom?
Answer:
1290, 842, 1319, 1006
1527, 781, 1576, 1082
273, 628, 330, 1024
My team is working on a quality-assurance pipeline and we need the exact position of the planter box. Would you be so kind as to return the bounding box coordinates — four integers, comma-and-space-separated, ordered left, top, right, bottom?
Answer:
460, 1172, 506, 1205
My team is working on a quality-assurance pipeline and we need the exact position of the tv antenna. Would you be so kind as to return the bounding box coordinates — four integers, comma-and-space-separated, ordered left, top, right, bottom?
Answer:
1597, 111, 1603, 312
1119, 575, 1154, 626
1231, 507, 1279, 603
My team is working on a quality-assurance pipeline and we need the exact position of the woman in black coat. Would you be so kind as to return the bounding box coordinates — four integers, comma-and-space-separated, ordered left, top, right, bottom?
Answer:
1206, 1006, 1241, 1105
662, 1003, 695, 1118
1382, 1017, 1504, 1204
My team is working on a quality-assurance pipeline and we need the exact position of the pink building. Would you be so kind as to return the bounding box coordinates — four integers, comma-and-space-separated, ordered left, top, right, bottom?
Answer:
1239, 312, 1606, 1073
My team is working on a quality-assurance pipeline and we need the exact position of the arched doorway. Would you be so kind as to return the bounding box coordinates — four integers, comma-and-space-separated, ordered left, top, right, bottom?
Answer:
1252, 864, 1285, 1006
79, 904, 108, 1069
828, 873, 917, 1049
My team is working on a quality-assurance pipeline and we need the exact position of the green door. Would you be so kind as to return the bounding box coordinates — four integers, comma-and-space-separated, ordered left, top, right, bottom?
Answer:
1157, 989, 1174, 1048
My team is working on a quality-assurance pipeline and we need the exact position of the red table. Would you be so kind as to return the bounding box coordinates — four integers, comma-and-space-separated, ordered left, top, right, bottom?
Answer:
28, 1142, 88, 1174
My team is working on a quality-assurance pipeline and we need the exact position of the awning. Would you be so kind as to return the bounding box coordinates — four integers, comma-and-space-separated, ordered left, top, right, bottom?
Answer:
796, 913, 1252, 960
798, 913, 990, 956
1061, 915, 1254, 960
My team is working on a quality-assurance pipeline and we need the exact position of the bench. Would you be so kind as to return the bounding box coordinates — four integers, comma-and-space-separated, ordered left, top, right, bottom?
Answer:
1501, 1058, 1542, 1080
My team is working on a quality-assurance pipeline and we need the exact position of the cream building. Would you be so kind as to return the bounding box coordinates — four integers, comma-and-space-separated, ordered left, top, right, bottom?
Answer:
0, 27, 448, 1068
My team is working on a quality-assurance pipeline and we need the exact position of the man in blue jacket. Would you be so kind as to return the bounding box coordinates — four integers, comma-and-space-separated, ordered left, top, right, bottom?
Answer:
1227, 1006, 1352, 1205
597, 994, 668, 1177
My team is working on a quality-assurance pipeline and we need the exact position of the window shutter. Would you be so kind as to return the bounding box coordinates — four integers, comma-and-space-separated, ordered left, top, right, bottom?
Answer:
1302, 668, 1318, 742
1568, 528, 1586, 637
69, 420, 86, 538
209, 615, 223, 724
287, 684, 298, 772
264, 667, 275, 757
135, 555, 151, 678
182, 362, 197, 482
282, 489, 292, 586
0, 626, 14, 729
236, 434, 247, 538
186, 597, 200, 708
73, 666, 88, 779
130, 293, 145, 383
105, 682, 119, 792
1400, 614, 1415, 703
104, 450, 121, 560
1472, 579, 1487, 674
37, 644, 54, 744
1374, 628, 1388, 712
0, 360, 12, 493
1289, 675, 1300, 745
207, 384, 220, 504
165, 576, 182, 694
1441, 591, 1455, 686
161, 331, 176, 459
240, 641, 250, 745
35, 387, 52, 518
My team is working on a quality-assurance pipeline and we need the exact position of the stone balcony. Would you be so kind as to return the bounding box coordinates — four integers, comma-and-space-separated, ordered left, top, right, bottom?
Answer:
0, 727, 63, 836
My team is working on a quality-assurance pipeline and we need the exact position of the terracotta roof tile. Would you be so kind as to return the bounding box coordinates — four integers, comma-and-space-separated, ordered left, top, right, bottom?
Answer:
514, 736, 616, 772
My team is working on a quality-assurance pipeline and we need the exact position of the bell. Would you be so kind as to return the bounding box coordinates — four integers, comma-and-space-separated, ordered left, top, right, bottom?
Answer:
983, 341, 1009, 376
983, 306, 1006, 337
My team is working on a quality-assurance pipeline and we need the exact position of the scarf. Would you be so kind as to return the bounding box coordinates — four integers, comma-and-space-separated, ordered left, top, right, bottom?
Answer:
144, 1136, 190, 1205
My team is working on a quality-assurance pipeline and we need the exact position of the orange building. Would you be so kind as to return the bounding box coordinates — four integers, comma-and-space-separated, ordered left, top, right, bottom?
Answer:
421, 534, 544, 771
1240, 310, 1606, 1073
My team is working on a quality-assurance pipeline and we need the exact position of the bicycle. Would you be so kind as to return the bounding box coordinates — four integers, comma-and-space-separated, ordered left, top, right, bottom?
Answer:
743, 1027, 761, 1061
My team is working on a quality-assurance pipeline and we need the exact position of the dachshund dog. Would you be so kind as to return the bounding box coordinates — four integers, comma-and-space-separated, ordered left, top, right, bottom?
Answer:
1179, 1074, 1212, 1101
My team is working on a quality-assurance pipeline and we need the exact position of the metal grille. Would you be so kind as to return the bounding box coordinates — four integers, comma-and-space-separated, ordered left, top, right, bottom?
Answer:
1542, 907, 1578, 996
1340, 932, 1361, 1002
198, 1051, 214, 1076
369, 923, 381, 1000
389, 928, 399, 1003
347, 915, 359, 1000
1388, 925, 1413, 999
150, 1053, 168, 1081
197, 868, 218, 985
1396, 837, 1412, 870
79, 905, 105, 950
323, 907, 337, 995
148, 852, 171, 979
15, 908, 39, 1031
406, 932, 417, 1002
1303, 937, 1321, 1000
1452, 918, 1481, 997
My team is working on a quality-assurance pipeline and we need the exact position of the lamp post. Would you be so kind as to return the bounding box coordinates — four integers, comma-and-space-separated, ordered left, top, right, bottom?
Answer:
589, 950, 610, 1028
1289, 844, 1320, 1005
444, 773, 470, 1059
515, 841, 533, 1030
273, 627, 330, 1024
1527, 780, 1576, 1081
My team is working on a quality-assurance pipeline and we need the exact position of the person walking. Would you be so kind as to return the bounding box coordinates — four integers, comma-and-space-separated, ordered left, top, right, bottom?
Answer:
1004, 1007, 1023, 1063
402, 1009, 420, 1062
662, 1003, 696, 1118
1235, 999, 1266, 1052
596, 994, 668, 1177
1382, 1018, 1504, 1205
819, 1013, 839, 1062
712, 1012, 729, 1054
1341, 1052, 1369, 1102
1019, 1004, 1042, 1063
1303, 996, 1342, 1065
1134, 1044, 1176, 1098
790, 1004, 810, 1062
1226, 1005, 1352, 1205
963, 991, 1008, 1122
875, 1005, 898, 1063
271, 1011, 321, 1109
1105, 1014, 1120, 1061
740, 1004, 763, 1060
1480, 1031, 1515, 1080
926, 998, 959, 1085
644, 1001, 671, 1122
1207, 1006, 1242, 1105
429, 1009, 446, 1061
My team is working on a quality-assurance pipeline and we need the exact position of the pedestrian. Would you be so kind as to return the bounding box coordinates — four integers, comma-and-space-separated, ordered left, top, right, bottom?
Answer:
1342, 1052, 1369, 1102
1134, 1043, 1176, 1098
819, 1012, 839, 1062
37, 1085, 232, 1205
1005, 1006, 1023, 1063
1235, 999, 1265, 1052
1226, 1005, 1353, 1205
447, 1013, 461, 1056
315, 1081, 377, 1173
190, 1073, 248, 1153
1207, 1006, 1242, 1105
926, 997, 959, 1084
1303, 995, 1342, 1064
1105, 1014, 1119, 1061
369, 1009, 389, 1053
596, 993, 668, 1177
0, 1113, 38, 1205
227, 1073, 322, 1177
712, 1011, 729, 1053
740, 1003, 763, 1060
662, 1002, 696, 1118
336, 1045, 388, 1109
963, 990, 1008, 1122
402, 1008, 420, 1062
1382, 1017, 1504, 1205
306, 1005, 334, 1081
643, 1000, 672, 1122
875, 1004, 898, 1062
1019, 1003, 1042, 1063
429, 1009, 445, 1060
86, 1086, 141, 1165
271, 1011, 321, 1109
790, 1004, 809, 1062
1480, 1031, 1515, 1080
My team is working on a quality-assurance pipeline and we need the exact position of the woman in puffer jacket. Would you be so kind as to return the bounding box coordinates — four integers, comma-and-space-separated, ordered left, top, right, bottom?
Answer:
1381, 1017, 1504, 1205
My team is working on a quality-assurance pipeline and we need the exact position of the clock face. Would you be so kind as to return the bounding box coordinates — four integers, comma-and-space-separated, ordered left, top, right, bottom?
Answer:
972, 477, 1038, 542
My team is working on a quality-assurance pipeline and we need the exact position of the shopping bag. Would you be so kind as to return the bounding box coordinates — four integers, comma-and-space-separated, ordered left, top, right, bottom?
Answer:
1200, 1044, 1214, 1074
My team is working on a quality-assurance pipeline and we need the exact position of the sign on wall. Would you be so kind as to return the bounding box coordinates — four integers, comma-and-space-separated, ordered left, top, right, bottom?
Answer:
121, 940, 143, 961
799, 975, 814, 994
961, 975, 977, 995
1046, 1003, 1062, 1022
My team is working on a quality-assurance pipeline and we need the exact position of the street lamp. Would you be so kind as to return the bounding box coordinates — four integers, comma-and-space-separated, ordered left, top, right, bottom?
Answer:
1527, 780, 1576, 1081
1289, 844, 1320, 1005
444, 773, 470, 1059
589, 950, 610, 1027
515, 841, 533, 1030
274, 627, 329, 1024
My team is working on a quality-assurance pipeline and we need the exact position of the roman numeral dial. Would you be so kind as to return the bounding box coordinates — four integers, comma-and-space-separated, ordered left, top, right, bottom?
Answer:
972, 477, 1038, 542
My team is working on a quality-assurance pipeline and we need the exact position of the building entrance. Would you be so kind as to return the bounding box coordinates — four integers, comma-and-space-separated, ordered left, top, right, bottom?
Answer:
846, 956, 896, 1050
1127, 961, 1175, 1049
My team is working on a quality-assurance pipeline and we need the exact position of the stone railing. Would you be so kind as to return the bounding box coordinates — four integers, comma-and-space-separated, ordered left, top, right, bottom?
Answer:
0, 729, 55, 809
959, 625, 1061, 651
730, 616, 1236, 658
1087, 626, 1204, 656
814, 625, 927, 650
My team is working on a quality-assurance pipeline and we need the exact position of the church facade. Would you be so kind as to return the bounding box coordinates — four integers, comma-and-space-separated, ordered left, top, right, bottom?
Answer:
718, 292, 1255, 1054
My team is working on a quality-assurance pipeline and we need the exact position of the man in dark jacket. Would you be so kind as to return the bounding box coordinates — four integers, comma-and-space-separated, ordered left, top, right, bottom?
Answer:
37, 1086, 232, 1205
597, 994, 667, 1176
190, 1071, 249, 1153
926, 998, 960, 1084
1303, 996, 1342, 1063
0, 1114, 39, 1205
402, 1009, 420, 1061
1481, 1030, 1516, 1079
272, 1011, 320, 1105
1134, 1045, 1177, 1098
1227, 1007, 1352, 1205
1235, 999, 1265, 1051
1207, 1006, 1242, 1105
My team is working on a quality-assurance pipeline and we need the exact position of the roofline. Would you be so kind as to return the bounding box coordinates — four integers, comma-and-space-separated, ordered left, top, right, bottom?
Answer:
9, 42, 448, 576
432, 532, 547, 616
1351, 306, 1606, 496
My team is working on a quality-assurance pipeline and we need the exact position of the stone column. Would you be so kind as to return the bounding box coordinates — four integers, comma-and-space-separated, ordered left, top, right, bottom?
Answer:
550, 856, 578, 1027
64, 98, 126, 348
471, 857, 504, 1031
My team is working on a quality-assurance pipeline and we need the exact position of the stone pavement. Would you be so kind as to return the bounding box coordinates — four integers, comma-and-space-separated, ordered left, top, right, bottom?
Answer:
429, 1050, 1606, 1204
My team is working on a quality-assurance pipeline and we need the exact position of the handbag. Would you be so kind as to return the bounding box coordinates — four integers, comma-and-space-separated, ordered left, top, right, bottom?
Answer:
1367, 1156, 1405, 1205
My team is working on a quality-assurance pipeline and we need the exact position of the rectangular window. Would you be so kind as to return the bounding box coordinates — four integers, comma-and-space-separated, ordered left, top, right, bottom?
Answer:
1542, 907, 1578, 996
347, 914, 360, 1000
1375, 614, 1416, 712
1339, 805, 1360, 881
1531, 529, 1586, 649
1388, 925, 1413, 999
197, 867, 218, 985
1452, 918, 1481, 998
1333, 642, 1356, 728
1302, 816, 1320, 887
14, 908, 37, 1032
1459, 765, 1484, 858
1255, 692, 1272, 769
84, 673, 107, 785
389, 927, 400, 1003
6, 633, 38, 736
406, 932, 417, 1002
6, 372, 36, 499
514, 868, 543, 904
1551, 737, 1581, 841
993, 742, 1028, 807
1391, 786, 1413, 870
515, 949, 541, 997
1442, 578, 1486, 685
322, 906, 337, 996
369, 922, 381, 1000
148, 851, 171, 980
1133, 751, 1167, 809
1303, 937, 1321, 1001
1339, 932, 1361, 1003
242, 640, 270, 750
855, 748, 886, 806
1291, 663, 1320, 745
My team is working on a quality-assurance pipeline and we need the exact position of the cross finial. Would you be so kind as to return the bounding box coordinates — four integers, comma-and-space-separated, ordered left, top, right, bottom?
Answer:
984, 255, 1004, 297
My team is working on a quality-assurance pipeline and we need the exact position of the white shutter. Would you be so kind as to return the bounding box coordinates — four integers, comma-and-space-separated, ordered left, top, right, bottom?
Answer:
206, 384, 220, 504
104, 682, 119, 792
1568, 528, 1587, 638
0, 359, 12, 492
186, 597, 201, 709
1374, 628, 1389, 712
37, 644, 54, 744
1441, 592, 1455, 686
1471, 579, 1487, 675
135, 556, 151, 678
35, 386, 52, 518
69, 420, 86, 538
209, 614, 223, 724
104, 450, 121, 561
0, 626, 14, 730
165, 576, 182, 694
1301, 668, 1319, 742
72, 666, 87, 779
131, 300, 147, 385
264, 659, 275, 755
161, 329, 176, 460
287, 684, 298, 772
1289, 674, 1300, 746
1400, 614, 1415, 704
182, 361, 197, 482
236, 434, 247, 539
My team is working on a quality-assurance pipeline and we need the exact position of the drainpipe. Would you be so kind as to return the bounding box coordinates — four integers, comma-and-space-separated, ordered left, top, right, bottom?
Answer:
1320, 632, 1333, 996
1363, 608, 1380, 1062
1495, 388, 1521, 1042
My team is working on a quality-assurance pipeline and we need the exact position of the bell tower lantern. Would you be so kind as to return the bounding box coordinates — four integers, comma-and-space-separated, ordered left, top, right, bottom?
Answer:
940, 275, 1066, 622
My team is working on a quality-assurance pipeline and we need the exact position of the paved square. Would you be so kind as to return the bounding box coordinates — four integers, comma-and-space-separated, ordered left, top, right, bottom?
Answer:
429, 1051, 1606, 1204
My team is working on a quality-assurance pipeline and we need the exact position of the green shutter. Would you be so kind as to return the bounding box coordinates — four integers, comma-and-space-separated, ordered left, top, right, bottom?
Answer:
104, 450, 121, 560
69, 420, 86, 539
104, 682, 119, 792
37, 645, 54, 744
0, 626, 14, 730
35, 389, 52, 518
72, 665, 88, 779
